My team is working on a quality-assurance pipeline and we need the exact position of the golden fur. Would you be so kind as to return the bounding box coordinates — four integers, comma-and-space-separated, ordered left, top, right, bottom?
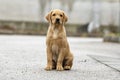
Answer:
45, 9, 73, 71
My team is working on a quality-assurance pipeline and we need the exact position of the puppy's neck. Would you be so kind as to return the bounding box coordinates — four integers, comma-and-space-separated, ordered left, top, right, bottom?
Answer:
50, 24, 64, 39
51, 24, 63, 31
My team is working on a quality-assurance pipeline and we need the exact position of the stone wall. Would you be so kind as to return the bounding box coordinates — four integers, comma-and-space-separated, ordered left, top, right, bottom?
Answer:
0, 21, 87, 36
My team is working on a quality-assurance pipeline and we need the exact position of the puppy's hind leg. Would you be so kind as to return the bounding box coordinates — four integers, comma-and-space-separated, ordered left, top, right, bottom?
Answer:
63, 53, 73, 70
52, 60, 56, 69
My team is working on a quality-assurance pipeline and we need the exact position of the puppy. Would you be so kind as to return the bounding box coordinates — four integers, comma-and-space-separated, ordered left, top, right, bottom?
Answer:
45, 9, 73, 71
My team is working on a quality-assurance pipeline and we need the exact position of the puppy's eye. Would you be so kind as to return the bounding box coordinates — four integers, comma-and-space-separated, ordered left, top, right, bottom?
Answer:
53, 14, 56, 16
60, 14, 62, 17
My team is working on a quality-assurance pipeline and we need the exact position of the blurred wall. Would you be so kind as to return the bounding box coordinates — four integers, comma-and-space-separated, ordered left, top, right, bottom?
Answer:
0, 0, 119, 36
0, 0, 119, 25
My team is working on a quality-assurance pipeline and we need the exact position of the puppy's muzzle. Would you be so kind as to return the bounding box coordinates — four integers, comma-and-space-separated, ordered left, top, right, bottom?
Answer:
55, 18, 60, 24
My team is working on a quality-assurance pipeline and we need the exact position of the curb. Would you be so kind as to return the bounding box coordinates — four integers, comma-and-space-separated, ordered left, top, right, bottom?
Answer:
104, 36, 120, 43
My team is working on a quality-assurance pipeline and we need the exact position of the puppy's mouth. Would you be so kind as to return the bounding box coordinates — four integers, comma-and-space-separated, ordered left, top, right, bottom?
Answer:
55, 18, 60, 24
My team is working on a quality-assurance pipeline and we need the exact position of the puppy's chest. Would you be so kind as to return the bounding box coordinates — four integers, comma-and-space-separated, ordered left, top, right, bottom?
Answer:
51, 29, 60, 54
52, 29, 58, 39
52, 44, 59, 61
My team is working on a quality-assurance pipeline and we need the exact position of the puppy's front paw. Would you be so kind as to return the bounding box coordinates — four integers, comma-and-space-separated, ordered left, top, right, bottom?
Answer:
64, 66, 71, 70
56, 65, 64, 71
45, 65, 52, 71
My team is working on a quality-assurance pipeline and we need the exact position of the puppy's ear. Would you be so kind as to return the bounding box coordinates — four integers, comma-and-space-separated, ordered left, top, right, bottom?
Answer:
45, 11, 53, 22
63, 12, 68, 23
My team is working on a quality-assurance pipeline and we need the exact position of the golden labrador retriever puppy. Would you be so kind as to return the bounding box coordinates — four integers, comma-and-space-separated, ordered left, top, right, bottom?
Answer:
45, 9, 73, 71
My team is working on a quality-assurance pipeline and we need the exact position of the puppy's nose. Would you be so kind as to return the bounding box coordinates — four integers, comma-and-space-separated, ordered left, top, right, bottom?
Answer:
56, 18, 60, 22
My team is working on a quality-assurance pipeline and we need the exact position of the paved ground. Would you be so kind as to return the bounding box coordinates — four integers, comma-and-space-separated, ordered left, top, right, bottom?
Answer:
88, 55, 120, 72
0, 35, 120, 80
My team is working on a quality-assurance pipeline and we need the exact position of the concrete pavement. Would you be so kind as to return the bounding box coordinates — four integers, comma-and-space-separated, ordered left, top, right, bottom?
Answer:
0, 35, 120, 80
88, 55, 120, 72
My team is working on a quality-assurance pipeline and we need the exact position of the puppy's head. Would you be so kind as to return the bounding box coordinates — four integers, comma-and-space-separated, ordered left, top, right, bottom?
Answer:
45, 9, 68, 25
